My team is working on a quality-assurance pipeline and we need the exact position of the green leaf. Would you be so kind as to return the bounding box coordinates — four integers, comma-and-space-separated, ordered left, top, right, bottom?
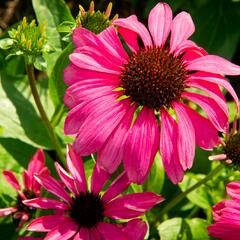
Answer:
143, 152, 165, 194
186, 218, 210, 240
57, 21, 76, 33
34, 55, 47, 72
158, 218, 191, 240
0, 72, 53, 148
158, 218, 210, 240
0, 38, 14, 50
49, 42, 74, 106
179, 174, 213, 210
32, 0, 74, 74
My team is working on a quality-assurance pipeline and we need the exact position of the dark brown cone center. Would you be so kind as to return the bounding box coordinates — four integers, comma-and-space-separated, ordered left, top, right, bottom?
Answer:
120, 47, 188, 110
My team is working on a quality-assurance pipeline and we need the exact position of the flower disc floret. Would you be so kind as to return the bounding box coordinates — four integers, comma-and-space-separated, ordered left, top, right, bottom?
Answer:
120, 47, 187, 110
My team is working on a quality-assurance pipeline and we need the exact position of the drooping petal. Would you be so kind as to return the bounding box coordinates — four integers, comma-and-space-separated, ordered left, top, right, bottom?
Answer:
123, 107, 159, 184
2, 170, 21, 191
226, 182, 240, 200
186, 55, 240, 75
91, 163, 110, 195
98, 104, 136, 173
179, 104, 220, 150
102, 172, 131, 203
188, 72, 239, 112
160, 110, 184, 184
113, 17, 152, 47
66, 145, 87, 193
35, 174, 72, 204
55, 162, 77, 196
72, 98, 130, 156
104, 192, 163, 219
170, 11, 195, 52
97, 222, 128, 240
44, 221, 79, 240
186, 79, 228, 116
0, 207, 17, 216
27, 215, 73, 232
148, 3, 172, 47
23, 198, 69, 210
172, 102, 195, 170
121, 219, 148, 240
182, 92, 228, 132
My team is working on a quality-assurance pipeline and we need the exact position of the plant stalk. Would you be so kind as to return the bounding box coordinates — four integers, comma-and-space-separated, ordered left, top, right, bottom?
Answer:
25, 63, 65, 165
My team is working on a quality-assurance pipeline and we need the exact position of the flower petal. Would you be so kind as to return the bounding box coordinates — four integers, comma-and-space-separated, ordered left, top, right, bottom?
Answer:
66, 145, 87, 193
148, 3, 172, 47
188, 72, 239, 112
73, 228, 89, 240
172, 102, 195, 170
186, 55, 240, 75
72, 98, 130, 156
91, 163, 110, 195
226, 182, 240, 200
98, 104, 136, 173
102, 172, 131, 203
180, 104, 220, 150
160, 110, 184, 184
44, 221, 79, 240
27, 215, 73, 232
3, 170, 21, 191
35, 174, 72, 204
0, 207, 17, 216
97, 222, 128, 240
55, 162, 77, 196
121, 219, 148, 240
23, 198, 69, 210
170, 11, 195, 52
114, 16, 152, 48
182, 91, 228, 132
123, 107, 159, 184
104, 192, 163, 219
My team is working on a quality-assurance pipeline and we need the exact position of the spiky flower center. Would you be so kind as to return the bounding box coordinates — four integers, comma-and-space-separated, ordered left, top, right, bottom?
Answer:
16, 190, 36, 213
70, 192, 104, 228
120, 47, 188, 110
224, 133, 240, 168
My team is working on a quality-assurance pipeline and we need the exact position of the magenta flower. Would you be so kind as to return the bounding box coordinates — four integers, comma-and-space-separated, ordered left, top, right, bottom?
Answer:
24, 145, 163, 240
208, 181, 240, 240
0, 149, 47, 229
64, 2, 240, 184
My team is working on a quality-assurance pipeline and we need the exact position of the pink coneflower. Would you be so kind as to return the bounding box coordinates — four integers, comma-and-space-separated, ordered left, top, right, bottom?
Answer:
64, 2, 240, 184
24, 145, 163, 240
208, 181, 240, 239
0, 149, 48, 229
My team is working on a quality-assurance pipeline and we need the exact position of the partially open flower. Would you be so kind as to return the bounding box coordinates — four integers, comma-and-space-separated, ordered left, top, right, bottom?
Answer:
208, 181, 240, 240
0, 149, 48, 230
76, 1, 118, 34
24, 145, 163, 240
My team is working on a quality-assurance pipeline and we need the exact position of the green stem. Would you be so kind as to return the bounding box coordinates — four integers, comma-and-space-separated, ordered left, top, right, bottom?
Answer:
25, 63, 65, 165
155, 164, 224, 224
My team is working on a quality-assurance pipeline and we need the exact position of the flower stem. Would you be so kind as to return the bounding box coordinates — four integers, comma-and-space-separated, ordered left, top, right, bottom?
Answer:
156, 164, 224, 224
25, 63, 65, 165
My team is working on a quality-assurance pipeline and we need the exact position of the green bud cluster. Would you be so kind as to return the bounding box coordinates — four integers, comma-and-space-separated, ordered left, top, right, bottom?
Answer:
8, 17, 46, 56
76, 1, 118, 34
